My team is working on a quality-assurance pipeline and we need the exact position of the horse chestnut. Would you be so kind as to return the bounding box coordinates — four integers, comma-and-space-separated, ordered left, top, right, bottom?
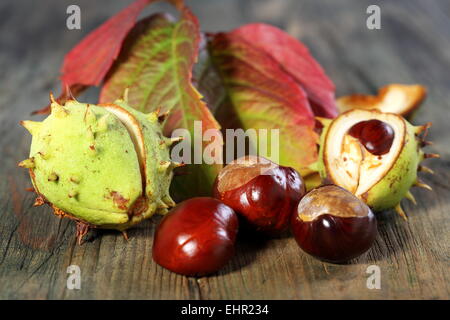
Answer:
348, 119, 395, 155
152, 197, 238, 276
291, 185, 377, 263
213, 156, 306, 234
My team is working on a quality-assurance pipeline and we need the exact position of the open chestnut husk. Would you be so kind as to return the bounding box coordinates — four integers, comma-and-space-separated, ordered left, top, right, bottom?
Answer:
213, 156, 306, 234
291, 185, 377, 263
152, 197, 238, 276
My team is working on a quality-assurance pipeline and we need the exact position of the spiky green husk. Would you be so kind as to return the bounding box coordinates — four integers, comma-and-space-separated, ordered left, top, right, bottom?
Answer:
312, 112, 435, 219
361, 121, 421, 211
20, 96, 176, 235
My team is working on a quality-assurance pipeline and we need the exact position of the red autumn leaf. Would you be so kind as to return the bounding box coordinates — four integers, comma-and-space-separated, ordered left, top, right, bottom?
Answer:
33, 0, 158, 114
99, 2, 223, 199
231, 23, 338, 119
62, 0, 154, 88
203, 32, 318, 175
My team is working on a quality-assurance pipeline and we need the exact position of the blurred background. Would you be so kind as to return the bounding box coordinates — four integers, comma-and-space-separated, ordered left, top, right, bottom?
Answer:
1, 0, 449, 118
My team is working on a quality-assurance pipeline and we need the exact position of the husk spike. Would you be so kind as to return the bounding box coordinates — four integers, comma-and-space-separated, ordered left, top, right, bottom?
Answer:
158, 110, 170, 123
424, 153, 440, 159
171, 161, 185, 168
20, 120, 42, 136
50, 93, 68, 118
157, 200, 169, 209
405, 191, 417, 205
315, 117, 333, 127
166, 136, 184, 146
49, 92, 57, 104
420, 140, 433, 147
76, 221, 90, 245
414, 179, 433, 191
395, 204, 408, 221
122, 88, 129, 103
418, 165, 434, 174
163, 195, 176, 207
415, 122, 432, 135
33, 196, 45, 207
18, 158, 35, 169
145, 111, 159, 123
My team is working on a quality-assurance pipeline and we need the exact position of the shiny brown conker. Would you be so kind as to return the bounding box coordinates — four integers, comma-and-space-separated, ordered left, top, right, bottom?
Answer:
152, 197, 238, 276
348, 119, 395, 155
291, 185, 377, 263
213, 155, 306, 234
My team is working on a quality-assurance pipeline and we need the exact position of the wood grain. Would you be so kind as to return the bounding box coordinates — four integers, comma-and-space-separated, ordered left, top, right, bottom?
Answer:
0, 0, 449, 299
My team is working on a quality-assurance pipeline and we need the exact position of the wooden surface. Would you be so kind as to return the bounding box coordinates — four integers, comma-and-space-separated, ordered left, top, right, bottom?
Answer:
1, 0, 449, 299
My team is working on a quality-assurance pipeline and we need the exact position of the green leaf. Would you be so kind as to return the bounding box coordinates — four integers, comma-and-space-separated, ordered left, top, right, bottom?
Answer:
100, 4, 222, 200
196, 32, 319, 175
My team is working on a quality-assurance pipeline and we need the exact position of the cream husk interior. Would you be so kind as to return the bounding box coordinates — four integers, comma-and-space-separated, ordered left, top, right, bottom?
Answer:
375, 88, 412, 114
337, 84, 426, 115
324, 110, 406, 197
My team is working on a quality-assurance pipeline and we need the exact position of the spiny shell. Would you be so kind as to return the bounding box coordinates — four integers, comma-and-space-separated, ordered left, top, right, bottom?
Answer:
312, 109, 436, 219
20, 95, 178, 237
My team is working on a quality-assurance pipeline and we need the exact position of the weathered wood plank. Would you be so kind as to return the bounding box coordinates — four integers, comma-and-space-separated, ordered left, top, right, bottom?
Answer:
0, 0, 449, 299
